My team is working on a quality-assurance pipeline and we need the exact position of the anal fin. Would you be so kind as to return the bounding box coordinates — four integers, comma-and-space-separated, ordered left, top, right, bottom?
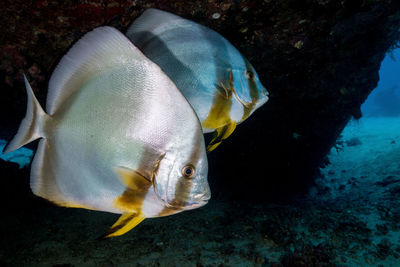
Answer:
102, 212, 146, 238
207, 122, 237, 152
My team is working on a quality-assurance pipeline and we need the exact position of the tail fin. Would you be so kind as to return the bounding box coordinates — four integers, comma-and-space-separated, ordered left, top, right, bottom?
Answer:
3, 74, 48, 154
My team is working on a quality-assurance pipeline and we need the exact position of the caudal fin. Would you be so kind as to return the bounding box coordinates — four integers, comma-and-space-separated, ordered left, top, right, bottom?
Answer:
3, 74, 48, 154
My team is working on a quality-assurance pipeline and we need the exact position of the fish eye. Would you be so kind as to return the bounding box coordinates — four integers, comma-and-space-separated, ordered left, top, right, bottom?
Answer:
245, 70, 254, 80
182, 165, 195, 178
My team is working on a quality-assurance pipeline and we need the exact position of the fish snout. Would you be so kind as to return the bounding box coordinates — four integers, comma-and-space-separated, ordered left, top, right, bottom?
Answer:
184, 198, 209, 210
166, 187, 211, 210
190, 186, 211, 208
257, 86, 269, 107
261, 89, 269, 98
199, 190, 211, 202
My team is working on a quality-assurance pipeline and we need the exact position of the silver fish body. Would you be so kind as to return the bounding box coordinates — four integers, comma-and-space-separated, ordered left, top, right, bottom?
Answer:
127, 8, 269, 151
4, 26, 210, 237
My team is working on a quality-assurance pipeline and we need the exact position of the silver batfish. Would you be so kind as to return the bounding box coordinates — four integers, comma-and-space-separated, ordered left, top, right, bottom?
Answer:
3, 26, 210, 237
126, 8, 269, 151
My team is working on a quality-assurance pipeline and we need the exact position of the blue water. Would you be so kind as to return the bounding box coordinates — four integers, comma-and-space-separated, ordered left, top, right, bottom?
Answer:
0, 139, 33, 168
361, 48, 400, 117
316, 48, 400, 266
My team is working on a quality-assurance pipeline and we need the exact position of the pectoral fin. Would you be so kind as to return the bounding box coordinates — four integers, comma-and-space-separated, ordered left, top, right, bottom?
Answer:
207, 121, 237, 152
102, 212, 146, 238
113, 167, 152, 213
115, 167, 152, 188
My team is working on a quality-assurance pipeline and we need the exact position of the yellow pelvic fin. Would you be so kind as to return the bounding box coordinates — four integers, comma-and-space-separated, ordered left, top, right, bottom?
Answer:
202, 70, 234, 130
207, 121, 237, 152
202, 93, 233, 130
113, 167, 152, 213
102, 212, 146, 238
203, 69, 237, 152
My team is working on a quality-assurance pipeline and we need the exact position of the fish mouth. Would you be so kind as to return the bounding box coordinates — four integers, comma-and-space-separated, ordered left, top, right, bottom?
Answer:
259, 94, 269, 106
179, 200, 209, 210
183, 193, 211, 210
262, 89, 269, 98
199, 191, 211, 202
164, 195, 210, 210
256, 89, 269, 108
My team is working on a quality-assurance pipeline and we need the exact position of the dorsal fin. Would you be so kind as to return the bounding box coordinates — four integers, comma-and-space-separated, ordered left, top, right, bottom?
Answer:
47, 26, 148, 115
3, 74, 47, 154
126, 8, 191, 44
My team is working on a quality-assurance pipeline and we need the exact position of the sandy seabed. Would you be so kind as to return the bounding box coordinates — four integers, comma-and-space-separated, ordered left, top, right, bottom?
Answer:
1, 117, 399, 266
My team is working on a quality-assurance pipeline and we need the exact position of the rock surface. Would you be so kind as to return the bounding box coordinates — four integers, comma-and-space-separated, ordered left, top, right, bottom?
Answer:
1, 0, 400, 198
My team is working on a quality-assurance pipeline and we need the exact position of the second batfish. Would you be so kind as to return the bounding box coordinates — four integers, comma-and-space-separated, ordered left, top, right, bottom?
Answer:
127, 8, 269, 151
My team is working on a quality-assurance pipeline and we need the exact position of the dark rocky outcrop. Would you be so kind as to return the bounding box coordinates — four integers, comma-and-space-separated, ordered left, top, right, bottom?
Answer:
1, 0, 400, 200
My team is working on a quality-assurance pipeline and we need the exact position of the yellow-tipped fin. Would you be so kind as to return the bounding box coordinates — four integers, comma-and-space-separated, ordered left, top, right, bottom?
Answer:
102, 212, 146, 238
101, 168, 149, 238
113, 167, 152, 213
207, 121, 237, 152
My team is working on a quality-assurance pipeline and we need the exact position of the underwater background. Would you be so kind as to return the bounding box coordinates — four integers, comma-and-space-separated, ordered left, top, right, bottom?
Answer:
1, 1, 400, 266
1, 45, 399, 267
